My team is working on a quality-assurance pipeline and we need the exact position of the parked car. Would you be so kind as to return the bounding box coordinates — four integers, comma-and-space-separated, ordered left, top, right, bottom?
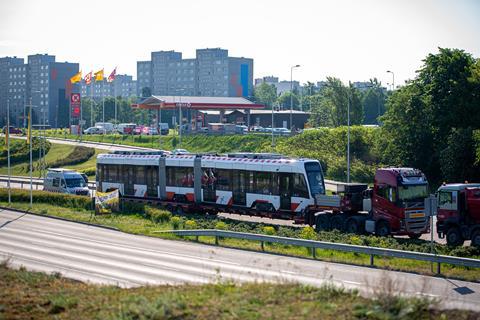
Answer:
236, 125, 248, 133
172, 148, 189, 155
43, 168, 90, 196
84, 126, 105, 134
273, 128, 291, 135
252, 126, 265, 132
2, 126, 22, 134
95, 122, 114, 133
117, 123, 136, 134
145, 127, 159, 135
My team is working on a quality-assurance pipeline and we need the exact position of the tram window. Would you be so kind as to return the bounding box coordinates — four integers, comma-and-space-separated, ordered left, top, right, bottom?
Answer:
292, 174, 309, 198
136, 166, 145, 185
108, 165, 119, 182
166, 166, 194, 187
271, 173, 279, 195
254, 171, 272, 195
217, 169, 232, 191
246, 171, 254, 193
202, 168, 217, 188
97, 165, 103, 181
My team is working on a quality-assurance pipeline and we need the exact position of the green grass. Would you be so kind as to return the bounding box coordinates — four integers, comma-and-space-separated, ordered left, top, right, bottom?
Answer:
1, 261, 476, 319
0, 141, 104, 179
2, 198, 479, 282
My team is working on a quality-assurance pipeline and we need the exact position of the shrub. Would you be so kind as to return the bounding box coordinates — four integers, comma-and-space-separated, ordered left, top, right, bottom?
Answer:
121, 201, 145, 214
262, 226, 276, 236
0, 189, 91, 210
145, 207, 172, 224
299, 226, 317, 240
184, 219, 197, 230
171, 216, 183, 230
48, 146, 95, 168
79, 166, 96, 176
215, 221, 227, 230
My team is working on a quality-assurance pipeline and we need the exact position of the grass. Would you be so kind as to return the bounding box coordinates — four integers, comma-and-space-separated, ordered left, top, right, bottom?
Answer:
1, 261, 477, 319
0, 141, 105, 179
2, 199, 480, 282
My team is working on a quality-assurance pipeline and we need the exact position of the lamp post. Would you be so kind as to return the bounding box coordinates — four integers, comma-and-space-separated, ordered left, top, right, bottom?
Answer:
290, 65, 300, 130
387, 70, 395, 91
346, 89, 350, 183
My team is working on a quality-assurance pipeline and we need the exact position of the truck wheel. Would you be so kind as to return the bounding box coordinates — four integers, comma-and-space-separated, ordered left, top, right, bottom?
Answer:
315, 214, 331, 232
331, 216, 345, 232
471, 230, 480, 248
346, 219, 359, 234
375, 221, 390, 237
408, 233, 422, 240
446, 227, 464, 247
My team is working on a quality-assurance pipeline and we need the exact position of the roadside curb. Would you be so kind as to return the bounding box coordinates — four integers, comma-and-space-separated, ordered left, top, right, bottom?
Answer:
0, 206, 120, 231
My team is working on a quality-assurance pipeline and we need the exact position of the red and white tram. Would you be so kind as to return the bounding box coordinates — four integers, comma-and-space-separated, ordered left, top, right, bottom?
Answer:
96, 151, 326, 223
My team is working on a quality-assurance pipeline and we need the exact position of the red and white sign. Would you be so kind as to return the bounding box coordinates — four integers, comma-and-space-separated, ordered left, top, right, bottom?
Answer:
71, 93, 81, 117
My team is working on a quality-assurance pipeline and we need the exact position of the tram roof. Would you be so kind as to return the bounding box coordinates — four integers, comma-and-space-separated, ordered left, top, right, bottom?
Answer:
132, 95, 265, 110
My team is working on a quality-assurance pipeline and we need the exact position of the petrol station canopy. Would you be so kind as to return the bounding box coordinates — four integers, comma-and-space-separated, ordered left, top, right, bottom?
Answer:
132, 95, 264, 110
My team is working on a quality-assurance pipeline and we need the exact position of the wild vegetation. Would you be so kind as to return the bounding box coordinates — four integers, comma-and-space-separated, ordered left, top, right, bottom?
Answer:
4, 261, 474, 320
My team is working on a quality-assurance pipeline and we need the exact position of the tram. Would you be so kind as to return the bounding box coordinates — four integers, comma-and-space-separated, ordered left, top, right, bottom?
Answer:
96, 151, 326, 223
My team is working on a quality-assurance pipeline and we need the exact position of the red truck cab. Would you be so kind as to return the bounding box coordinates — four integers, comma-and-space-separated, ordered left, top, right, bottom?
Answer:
372, 168, 429, 237
436, 183, 480, 247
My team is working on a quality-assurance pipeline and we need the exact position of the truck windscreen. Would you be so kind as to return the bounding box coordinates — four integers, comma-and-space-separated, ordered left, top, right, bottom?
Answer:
398, 184, 428, 201
305, 162, 325, 195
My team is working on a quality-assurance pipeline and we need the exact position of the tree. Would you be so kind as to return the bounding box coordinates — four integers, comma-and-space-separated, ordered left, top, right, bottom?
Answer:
253, 83, 277, 107
381, 48, 480, 184
307, 94, 333, 127
362, 78, 386, 124
277, 91, 299, 109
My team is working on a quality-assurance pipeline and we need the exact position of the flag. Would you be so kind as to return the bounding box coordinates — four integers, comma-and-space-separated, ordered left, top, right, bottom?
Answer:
26, 110, 31, 145
94, 69, 104, 82
70, 71, 82, 84
84, 71, 93, 85
107, 68, 116, 82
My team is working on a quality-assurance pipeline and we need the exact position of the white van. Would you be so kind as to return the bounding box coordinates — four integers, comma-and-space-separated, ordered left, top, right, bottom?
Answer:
44, 169, 90, 196
95, 122, 114, 133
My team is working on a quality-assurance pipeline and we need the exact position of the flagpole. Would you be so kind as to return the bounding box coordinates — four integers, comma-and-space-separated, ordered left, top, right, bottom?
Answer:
102, 78, 105, 128
114, 77, 117, 125
7, 99, 11, 205
29, 97, 32, 209
80, 83, 83, 140
91, 79, 94, 128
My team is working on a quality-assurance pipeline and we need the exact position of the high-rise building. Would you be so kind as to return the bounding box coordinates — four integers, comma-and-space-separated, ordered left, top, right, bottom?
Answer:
136, 60, 152, 97
0, 56, 26, 127
137, 48, 253, 98
26, 54, 79, 128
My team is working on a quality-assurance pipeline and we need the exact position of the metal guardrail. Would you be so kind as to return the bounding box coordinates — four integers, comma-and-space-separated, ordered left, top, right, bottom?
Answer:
158, 229, 480, 273
0, 175, 96, 190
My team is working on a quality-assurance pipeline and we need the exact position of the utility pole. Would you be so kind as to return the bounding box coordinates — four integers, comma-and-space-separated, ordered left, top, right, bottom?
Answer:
7, 99, 11, 204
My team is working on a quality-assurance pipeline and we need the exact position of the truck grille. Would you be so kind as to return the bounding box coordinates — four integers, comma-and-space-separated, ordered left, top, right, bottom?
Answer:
405, 209, 428, 233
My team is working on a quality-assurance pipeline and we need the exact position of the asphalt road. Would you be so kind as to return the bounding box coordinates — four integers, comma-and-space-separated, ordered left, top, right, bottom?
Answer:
0, 209, 479, 311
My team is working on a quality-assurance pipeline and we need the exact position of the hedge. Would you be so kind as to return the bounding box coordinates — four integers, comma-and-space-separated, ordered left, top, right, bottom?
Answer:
0, 189, 92, 210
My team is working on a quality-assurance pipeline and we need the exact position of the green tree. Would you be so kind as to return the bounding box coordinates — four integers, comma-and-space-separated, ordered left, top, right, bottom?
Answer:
277, 91, 299, 109
253, 83, 277, 107
362, 78, 386, 124
381, 48, 480, 184
307, 94, 333, 127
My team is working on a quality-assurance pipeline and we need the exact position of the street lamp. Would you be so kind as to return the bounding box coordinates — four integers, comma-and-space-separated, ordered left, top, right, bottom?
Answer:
290, 65, 300, 130
386, 70, 395, 91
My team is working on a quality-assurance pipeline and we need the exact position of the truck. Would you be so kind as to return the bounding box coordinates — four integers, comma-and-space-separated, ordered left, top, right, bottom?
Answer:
312, 167, 430, 238
436, 183, 480, 247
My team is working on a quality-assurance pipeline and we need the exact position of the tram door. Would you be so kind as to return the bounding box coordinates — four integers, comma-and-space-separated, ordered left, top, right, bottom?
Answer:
279, 173, 291, 210
232, 170, 246, 206
202, 168, 217, 202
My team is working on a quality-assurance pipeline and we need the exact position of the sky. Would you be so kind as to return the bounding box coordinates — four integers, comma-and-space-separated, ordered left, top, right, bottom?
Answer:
1, 0, 479, 88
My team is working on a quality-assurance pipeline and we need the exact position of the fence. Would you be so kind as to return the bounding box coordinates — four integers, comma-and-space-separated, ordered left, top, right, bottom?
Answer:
158, 229, 480, 274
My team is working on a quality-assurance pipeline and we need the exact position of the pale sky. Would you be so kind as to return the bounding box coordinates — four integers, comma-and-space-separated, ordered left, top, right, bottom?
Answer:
1, 0, 479, 87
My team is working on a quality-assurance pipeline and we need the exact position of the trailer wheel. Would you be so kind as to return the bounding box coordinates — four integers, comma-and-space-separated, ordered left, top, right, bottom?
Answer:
446, 227, 464, 247
346, 218, 359, 234
375, 220, 390, 237
315, 214, 331, 232
176, 206, 185, 215
470, 230, 480, 248
331, 215, 345, 232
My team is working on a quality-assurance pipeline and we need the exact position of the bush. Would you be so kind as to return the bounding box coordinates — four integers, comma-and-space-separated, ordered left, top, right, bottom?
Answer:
171, 216, 183, 230
0, 189, 91, 210
262, 226, 276, 235
48, 146, 95, 168
184, 219, 197, 230
215, 221, 227, 230
145, 207, 172, 224
121, 201, 145, 214
79, 166, 96, 176
299, 226, 317, 240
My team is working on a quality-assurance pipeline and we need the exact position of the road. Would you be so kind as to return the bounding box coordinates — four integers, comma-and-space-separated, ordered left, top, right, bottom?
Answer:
0, 209, 479, 311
